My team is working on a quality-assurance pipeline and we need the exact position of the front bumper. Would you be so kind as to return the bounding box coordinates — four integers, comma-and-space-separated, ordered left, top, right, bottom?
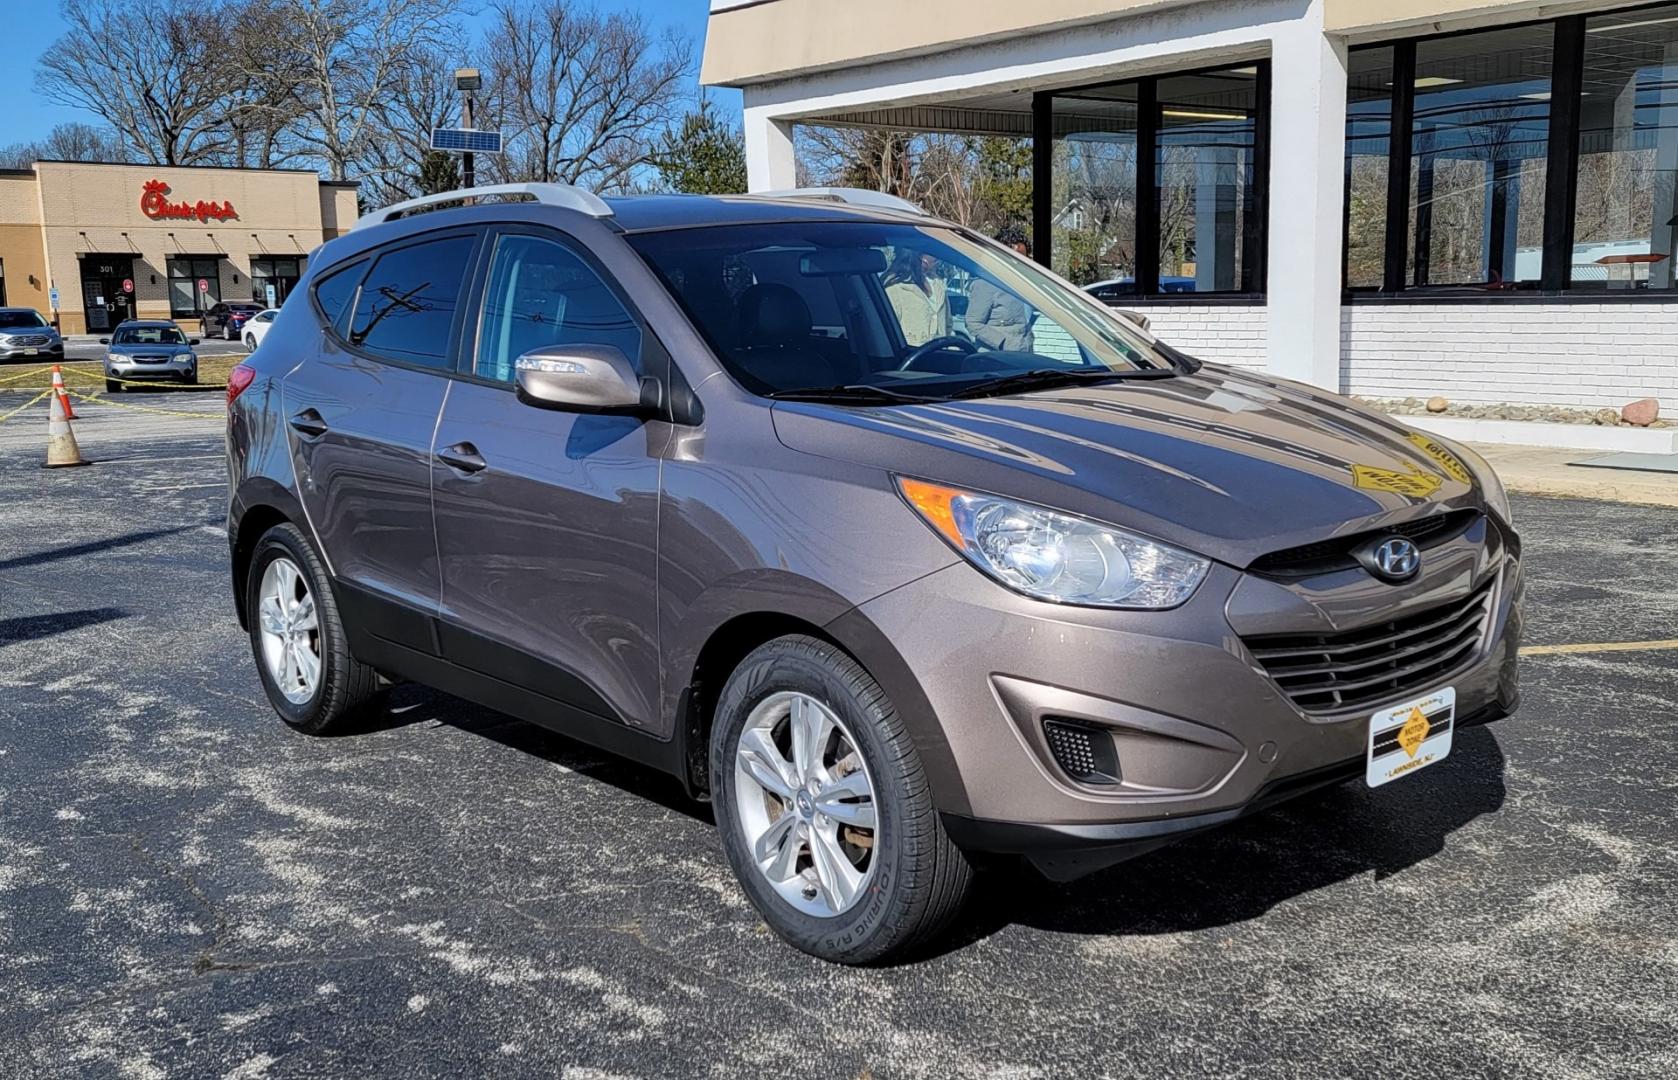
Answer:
854, 515, 1523, 878
0, 341, 63, 359
108, 357, 195, 380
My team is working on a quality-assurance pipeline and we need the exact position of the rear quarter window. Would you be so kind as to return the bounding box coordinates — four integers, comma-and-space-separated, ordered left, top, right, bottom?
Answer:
311, 261, 364, 332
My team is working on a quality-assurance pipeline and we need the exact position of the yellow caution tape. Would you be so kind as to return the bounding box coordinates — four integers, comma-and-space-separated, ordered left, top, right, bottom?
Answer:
0, 388, 53, 424
0, 365, 56, 385
64, 388, 223, 421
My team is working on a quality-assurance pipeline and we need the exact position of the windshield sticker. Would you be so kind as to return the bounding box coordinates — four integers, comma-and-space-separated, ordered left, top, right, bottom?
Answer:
1350, 462, 1444, 498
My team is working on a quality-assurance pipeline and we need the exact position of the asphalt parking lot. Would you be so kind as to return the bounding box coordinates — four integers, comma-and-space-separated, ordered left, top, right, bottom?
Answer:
1, 397, 1675, 1078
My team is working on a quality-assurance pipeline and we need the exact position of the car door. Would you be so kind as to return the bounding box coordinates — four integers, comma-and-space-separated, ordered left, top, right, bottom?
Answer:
430, 226, 668, 730
283, 230, 481, 655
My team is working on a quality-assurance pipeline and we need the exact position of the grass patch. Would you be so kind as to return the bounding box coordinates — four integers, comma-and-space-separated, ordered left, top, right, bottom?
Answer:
0, 356, 238, 394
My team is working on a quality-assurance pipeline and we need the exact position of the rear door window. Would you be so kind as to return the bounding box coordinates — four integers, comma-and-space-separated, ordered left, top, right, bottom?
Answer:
348, 234, 477, 370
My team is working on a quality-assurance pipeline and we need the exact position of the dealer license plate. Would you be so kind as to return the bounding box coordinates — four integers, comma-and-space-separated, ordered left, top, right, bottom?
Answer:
1366, 687, 1454, 788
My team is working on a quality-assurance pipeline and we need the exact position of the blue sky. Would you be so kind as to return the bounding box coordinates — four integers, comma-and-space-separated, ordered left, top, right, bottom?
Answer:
0, 0, 734, 149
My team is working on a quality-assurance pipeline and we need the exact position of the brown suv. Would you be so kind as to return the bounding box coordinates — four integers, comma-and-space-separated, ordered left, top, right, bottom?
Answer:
226, 184, 1522, 964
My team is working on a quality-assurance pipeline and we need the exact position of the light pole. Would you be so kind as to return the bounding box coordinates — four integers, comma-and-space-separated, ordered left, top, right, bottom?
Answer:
454, 68, 481, 189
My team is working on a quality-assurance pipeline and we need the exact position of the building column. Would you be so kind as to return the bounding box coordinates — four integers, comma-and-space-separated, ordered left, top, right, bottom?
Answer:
743, 106, 796, 192
1264, 4, 1347, 390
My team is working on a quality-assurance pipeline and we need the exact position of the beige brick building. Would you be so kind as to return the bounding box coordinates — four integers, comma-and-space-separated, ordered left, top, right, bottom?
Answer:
0, 161, 356, 335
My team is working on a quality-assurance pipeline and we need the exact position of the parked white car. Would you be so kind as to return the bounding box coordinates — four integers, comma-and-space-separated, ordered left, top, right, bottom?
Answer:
243, 309, 279, 351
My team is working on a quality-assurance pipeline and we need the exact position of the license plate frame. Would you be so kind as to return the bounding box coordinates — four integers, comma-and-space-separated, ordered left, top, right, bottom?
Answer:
1366, 686, 1455, 788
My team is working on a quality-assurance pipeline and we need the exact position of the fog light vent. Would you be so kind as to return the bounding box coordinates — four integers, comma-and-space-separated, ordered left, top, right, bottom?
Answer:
1043, 718, 1121, 785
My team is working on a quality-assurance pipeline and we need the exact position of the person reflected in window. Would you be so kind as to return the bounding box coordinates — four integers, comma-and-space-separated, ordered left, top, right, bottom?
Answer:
884, 249, 949, 346
964, 228, 1036, 353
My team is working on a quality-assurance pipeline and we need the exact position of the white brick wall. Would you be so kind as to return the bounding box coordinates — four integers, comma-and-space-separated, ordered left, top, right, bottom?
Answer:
1132, 301, 1678, 414
1134, 305, 1268, 370
1341, 303, 1678, 414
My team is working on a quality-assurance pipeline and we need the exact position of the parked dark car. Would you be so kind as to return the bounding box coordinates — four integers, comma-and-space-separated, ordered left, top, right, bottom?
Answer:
225, 184, 1522, 964
202, 301, 266, 340
0, 307, 64, 361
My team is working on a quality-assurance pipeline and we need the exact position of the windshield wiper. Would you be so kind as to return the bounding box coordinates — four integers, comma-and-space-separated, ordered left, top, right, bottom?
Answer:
946, 366, 1178, 400
766, 383, 938, 405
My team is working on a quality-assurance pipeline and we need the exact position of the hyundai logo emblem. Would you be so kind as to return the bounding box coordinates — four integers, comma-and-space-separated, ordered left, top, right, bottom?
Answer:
1364, 536, 1421, 582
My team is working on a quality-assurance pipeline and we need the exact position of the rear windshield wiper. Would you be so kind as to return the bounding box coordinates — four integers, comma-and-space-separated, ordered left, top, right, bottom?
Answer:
766, 384, 937, 405
946, 366, 1178, 400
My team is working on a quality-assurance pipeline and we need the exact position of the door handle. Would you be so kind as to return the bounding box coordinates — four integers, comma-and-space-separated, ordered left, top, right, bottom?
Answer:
288, 409, 328, 438
436, 442, 487, 474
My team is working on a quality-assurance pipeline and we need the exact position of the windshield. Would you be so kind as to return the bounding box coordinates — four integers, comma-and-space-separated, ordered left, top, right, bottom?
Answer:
0, 311, 48, 330
630, 222, 1177, 401
114, 326, 188, 346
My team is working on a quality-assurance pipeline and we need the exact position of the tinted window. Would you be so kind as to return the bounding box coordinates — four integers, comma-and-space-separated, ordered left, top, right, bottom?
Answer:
115, 326, 187, 345
312, 261, 362, 329
349, 236, 475, 368
474, 234, 641, 382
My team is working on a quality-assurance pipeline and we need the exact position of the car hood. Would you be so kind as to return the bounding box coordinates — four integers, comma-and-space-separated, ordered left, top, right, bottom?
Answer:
111, 344, 190, 354
769, 365, 1485, 567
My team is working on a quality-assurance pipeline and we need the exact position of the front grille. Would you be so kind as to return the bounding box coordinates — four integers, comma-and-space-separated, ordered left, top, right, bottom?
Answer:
1248, 509, 1480, 579
1243, 578, 1496, 714
8, 334, 50, 346
1042, 718, 1122, 785
130, 355, 174, 364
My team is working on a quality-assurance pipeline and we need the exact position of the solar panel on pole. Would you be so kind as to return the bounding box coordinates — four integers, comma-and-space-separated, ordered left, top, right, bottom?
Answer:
430, 128, 503, 154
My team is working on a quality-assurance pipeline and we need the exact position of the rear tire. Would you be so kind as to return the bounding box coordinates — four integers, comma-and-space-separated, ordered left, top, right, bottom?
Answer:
245, 333, 257, 350
711, 635, 973, 964
246, 522, 386, 735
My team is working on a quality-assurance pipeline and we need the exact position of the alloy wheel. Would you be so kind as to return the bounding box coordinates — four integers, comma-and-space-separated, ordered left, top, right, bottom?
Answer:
733, 691, 878, 917
256, 557, 321, 705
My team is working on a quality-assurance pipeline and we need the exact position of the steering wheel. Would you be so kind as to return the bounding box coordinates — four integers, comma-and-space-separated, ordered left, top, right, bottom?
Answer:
897, 335, 978, 371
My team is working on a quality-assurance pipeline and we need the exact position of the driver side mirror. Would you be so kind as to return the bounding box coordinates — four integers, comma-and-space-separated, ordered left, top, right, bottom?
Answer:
515, 345, 648, 415
188, 338, 201, 346
98, 337, 110, 345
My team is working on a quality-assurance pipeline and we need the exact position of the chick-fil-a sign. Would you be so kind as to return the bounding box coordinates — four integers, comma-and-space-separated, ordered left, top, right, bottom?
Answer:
139, 179, 237, 223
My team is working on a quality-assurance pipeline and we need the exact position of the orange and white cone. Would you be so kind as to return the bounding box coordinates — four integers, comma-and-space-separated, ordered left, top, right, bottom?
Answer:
45, 380, 87, 468
50, 365, 76, 420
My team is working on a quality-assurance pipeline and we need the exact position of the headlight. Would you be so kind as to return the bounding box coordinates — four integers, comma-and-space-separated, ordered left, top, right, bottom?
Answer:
897, 477, 1209, 608
1456, 443, 1512, 526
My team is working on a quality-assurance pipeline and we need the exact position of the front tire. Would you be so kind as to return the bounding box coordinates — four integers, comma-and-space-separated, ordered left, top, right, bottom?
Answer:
105, 378, 121, 394
246, 523, 385, 735
711, 635, 973, 964
245, 333, 257, 350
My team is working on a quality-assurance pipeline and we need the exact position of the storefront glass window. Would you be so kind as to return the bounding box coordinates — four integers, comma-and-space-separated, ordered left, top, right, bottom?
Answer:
251, 257, 302, 307
1047, 62, 1267, 298
1573, 5, 1678, 290
168, 257, 222, 317
1345, 47, 1394, 288
1156, 67, 1261, 293
1050, 85, 1138, 289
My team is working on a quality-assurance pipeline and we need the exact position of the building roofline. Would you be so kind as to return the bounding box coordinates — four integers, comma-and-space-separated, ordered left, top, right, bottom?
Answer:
28, 159, 352, 182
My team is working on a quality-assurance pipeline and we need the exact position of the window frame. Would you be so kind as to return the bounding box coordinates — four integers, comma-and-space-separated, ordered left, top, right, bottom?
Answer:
453, 222, 661, 392
1345, 1, 1678, 303
1033, 58, 1272, 302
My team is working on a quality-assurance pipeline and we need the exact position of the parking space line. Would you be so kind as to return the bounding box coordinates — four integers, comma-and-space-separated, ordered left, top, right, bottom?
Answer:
1520, 639, 1678, 656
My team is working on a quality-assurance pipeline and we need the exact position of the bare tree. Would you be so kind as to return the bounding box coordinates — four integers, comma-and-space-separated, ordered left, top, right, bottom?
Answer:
0, 123, 131, 169
360, 44, 470, 205
252, 0, 460, 181
481, 0, 692, 192
37, 0, 232, 165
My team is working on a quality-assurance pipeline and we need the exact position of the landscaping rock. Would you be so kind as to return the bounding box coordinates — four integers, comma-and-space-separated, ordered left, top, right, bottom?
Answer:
1426, 396, 1449, 413
1622, 398, 1660, 427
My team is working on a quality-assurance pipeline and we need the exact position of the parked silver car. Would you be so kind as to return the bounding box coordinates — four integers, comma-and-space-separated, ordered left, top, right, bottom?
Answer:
0, 307, 64, 362
101, 320, 200, 391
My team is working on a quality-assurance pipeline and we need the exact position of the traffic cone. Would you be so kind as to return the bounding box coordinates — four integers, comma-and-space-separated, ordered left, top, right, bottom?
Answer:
50, 365, 76, 420
44, 382, 87, 468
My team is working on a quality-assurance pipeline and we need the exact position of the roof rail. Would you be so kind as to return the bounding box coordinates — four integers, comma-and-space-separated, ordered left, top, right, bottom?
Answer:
353, 182, 614, 231
753, 187, 926, 216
